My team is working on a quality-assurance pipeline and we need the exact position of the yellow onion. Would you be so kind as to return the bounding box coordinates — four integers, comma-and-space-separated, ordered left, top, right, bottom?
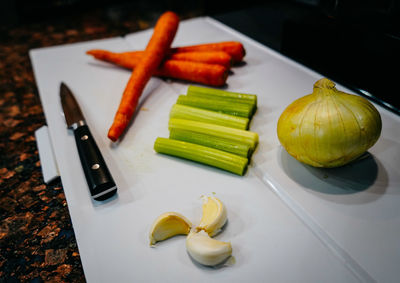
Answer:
277, 78, 382, 168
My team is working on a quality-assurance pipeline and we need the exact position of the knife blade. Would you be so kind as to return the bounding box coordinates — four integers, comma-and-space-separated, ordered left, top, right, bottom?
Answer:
60, 82, 117, 201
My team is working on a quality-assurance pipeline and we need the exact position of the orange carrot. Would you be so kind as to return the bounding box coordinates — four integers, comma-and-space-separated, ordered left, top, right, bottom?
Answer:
168, 51, 232, 67
155, 60, 228, 86
86, 50, 228, 87
108, 11, 179, 142
86, 50, 139, 69
87, 49, 232, 68
172, 41, 245, 63
87, 40, 245, 65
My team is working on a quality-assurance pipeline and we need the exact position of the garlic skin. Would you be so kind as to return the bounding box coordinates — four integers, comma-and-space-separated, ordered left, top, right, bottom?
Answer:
186, 230, 232, 266
196, 196, 227, 237
149, 212, 192, 245
277, 78, 382, 168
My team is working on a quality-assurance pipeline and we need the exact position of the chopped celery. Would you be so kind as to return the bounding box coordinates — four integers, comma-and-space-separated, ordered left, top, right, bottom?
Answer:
187, 85, 257, 116
187, 93, 257, 116
154, 137, 248, 176
177, 95, 253, 118
169, 104, 249, 130
170, 129, 252, 158
169, 118, 258, 150
187, 85, 257, 106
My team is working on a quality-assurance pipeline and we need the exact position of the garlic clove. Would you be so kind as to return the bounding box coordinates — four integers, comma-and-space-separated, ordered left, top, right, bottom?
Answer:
196, 196, 227, 237
149, 212, 192, 245
186, 230, 232, 266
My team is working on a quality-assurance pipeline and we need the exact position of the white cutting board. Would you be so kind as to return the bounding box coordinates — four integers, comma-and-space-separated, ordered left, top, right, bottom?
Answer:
30, 17, 400, 283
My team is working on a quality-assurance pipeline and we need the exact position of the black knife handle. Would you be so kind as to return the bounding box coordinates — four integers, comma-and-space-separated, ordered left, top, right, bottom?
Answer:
73, 124, 117, 200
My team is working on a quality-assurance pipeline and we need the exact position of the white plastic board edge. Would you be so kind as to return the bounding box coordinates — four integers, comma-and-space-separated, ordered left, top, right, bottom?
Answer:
35, 125, 60, 183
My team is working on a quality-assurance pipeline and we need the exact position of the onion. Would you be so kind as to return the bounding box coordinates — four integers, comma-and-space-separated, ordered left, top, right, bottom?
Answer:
277, 78, 382, 168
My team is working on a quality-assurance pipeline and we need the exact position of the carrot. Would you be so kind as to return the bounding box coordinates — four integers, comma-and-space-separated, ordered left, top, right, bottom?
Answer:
172, 41, 245, 63
155, 60, 228, 86
87, 49, 232, 68
86, 50, 137, 69
168, 51, 232, 68
108, 11, 179, 142
87, 40, 245, 65
86, 49, 139, 69
86, 50, 229, 86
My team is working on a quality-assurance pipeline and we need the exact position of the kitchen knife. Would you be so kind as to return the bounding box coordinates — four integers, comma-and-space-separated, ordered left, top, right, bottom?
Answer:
60, 82, 117, 201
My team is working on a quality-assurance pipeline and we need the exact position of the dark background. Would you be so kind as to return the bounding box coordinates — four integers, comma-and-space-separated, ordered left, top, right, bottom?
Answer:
1, 0, 399, 114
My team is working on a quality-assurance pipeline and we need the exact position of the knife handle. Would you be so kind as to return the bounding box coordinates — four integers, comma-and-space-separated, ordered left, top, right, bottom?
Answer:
74, 124, 117, 200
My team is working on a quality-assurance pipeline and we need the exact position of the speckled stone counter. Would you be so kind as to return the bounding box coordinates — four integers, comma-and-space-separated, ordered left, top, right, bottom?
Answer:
0, 8, 199, 282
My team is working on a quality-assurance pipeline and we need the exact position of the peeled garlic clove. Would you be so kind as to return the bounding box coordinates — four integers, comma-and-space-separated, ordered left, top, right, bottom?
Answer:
196, 196, 227, 237
149, 212, 192, 245
277, 78, 382, 168
186, 230, 232, 266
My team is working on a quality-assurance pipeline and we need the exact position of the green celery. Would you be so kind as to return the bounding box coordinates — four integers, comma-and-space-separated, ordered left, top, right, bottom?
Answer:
187, 85, 257, 106
186, 85, 257, 116
169, 118, 258, 150
154, 137, 248, 176
187, 93, 257, 117
169, 104, 249, 130
169, 129, 252, 158
177, 95, 253, 118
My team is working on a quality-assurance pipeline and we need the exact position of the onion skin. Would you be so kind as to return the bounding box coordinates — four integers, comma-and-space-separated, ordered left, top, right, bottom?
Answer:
277, 78, 382, 168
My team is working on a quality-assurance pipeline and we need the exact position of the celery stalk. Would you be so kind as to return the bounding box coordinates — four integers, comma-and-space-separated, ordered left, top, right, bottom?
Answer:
154, 137, 248, 176
169, 118, 258, 150
177, 95, 253, 118
169, 129, 252, 158
170, 104, 249, 130
187, 93, 257, 116
187, 85, 257, 106
187, 85, 257, 116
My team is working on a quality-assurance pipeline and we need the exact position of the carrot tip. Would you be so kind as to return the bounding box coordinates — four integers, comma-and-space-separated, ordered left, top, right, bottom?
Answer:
107, 132, 118, 142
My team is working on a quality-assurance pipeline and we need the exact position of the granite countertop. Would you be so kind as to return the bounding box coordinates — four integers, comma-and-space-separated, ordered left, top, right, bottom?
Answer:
0, 7, 199, 282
